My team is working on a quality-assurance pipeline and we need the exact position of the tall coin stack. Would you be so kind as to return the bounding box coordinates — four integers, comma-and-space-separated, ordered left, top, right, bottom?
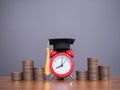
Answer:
88, 57, 99, 80
11, 72, 22, 81
22, 60, 34, 80
76, 71, 88, 80
99, 66, 110, 80
33, 67, 45, 80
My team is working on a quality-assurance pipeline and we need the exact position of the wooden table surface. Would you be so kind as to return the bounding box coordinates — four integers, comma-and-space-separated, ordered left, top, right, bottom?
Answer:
0, 76, 120, 90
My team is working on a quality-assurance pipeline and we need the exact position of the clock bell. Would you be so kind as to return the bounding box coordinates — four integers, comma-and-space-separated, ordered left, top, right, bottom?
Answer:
49, 38, 75, 80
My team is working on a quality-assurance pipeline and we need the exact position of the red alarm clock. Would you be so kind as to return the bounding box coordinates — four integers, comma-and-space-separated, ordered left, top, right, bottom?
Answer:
49, 38, 75, 80
50, 52, 74, 78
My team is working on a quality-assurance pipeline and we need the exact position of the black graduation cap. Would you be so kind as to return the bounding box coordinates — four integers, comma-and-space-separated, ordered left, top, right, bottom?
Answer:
49, 38, 75, 51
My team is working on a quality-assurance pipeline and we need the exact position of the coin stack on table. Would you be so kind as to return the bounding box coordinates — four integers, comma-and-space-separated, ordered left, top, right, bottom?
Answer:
99, 66, 110, 80
11, 72, 22, 81
33, 67, 45, 80
22, 60, 34, 80
76, 71, 88, 80
87, 57, 99, 80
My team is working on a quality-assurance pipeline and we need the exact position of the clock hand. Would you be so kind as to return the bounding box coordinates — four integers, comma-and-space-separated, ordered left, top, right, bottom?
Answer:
61, 57, 63, 65
56, 57, 66, 69
62, 59, 67, 65
56, 64, 63, 69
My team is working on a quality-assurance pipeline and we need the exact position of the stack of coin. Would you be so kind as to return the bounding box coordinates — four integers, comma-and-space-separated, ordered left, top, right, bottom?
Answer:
22, 60, 34, 80
76, 71, 88, 80
99, 66, 110, 80
87, 57, 99, 80
11, 72, 22, 81
33, 67, 45, 80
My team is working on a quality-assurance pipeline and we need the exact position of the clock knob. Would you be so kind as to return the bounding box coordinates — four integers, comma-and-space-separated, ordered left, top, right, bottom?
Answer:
50, 50, 57, 58
66, 50, 74, 57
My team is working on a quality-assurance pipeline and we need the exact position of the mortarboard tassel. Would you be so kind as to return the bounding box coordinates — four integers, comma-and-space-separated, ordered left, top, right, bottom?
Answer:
44, 41, 50, 75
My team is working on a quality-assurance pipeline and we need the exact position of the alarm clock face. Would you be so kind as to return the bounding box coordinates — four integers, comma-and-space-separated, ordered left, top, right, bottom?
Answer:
50, 53, 74, 78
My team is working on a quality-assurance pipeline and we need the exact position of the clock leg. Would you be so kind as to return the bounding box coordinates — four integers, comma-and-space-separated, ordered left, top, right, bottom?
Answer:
69, 74, 74, 80
49, 75, 55, 81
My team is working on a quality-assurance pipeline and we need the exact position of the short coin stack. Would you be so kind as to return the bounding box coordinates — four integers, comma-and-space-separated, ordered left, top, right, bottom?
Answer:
11, 72, 22, 81
33, 67, 45, 80
88, 57, 99, 80
22, 60, 34, 80
99, 66, 110, 80
76, 71, 87, 80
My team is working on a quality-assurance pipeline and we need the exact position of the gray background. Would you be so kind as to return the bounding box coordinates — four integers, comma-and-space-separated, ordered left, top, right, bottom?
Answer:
0, 0, 120, 76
